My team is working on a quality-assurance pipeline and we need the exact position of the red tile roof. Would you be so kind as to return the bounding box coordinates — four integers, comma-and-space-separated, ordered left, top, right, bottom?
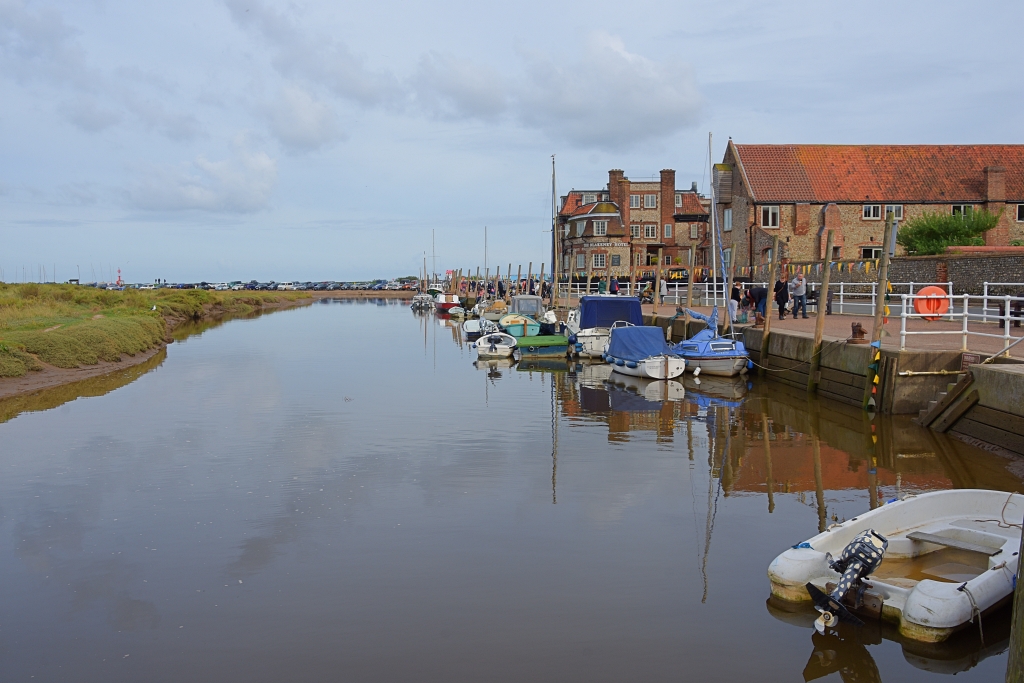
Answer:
559, 192, 582, 216
676, 192, 707, 215
733, 145, 1024, 203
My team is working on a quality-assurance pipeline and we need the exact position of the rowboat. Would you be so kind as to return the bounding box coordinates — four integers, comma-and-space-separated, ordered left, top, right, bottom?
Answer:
768, 489, 1023, 643
565, 295, 644, 358
499, 314, 540, 337
602, 324, 685, 380
471, 332, 517, 359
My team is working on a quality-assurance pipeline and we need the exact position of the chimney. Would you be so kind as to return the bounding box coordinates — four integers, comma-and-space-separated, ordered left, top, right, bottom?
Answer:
985, 166, 1006, 202
691, 182, 698, 193
608, 169, 624, 208
660, 169, 675, 243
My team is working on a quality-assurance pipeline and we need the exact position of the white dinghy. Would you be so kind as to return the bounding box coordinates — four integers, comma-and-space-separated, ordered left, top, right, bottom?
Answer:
471, 332, 517, 359
768, 489, 1023, 643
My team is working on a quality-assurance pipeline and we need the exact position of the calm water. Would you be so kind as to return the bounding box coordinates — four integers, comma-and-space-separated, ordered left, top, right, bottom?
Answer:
1, 299, 1021, 682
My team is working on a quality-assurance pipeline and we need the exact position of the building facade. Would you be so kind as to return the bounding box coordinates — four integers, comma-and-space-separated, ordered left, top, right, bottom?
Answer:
557, 169, 709, 280
713, 143, 1024, 267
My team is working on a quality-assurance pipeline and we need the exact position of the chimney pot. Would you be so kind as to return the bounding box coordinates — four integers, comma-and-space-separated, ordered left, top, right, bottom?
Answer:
691, 182, 698, 192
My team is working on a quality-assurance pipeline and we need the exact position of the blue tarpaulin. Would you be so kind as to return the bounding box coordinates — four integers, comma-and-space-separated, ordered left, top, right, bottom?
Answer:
578, 296, 643, 329
606, 326, 677, 362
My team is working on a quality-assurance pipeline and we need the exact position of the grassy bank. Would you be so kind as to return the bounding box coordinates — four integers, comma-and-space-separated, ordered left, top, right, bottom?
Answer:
0, 284, 307, 377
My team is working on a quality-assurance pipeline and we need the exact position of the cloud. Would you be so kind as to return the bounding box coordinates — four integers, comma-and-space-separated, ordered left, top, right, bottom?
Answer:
266, 85, 338, 152
225, 0, 402, 107
57, 97, 122, 132
413, 52, 508, 120
128, 136, 277, 213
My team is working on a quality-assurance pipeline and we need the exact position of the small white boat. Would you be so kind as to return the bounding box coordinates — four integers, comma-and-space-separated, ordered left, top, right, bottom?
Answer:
448, 306, 466, 318
471, 332, 517, 359
411, 293, 435, 310
602, 324, 685, 380
768, 489, 1023, 643
462, 318, 497, 339
565, 295, 644, 358
670, 307, 749, 376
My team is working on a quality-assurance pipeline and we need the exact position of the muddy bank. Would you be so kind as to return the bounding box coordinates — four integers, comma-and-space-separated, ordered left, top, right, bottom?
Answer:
0, 295, 313, 401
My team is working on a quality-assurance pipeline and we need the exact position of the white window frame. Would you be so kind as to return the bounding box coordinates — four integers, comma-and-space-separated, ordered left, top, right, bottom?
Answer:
592, 253, 606, 269
761, 205, 779, 228
630, 224, 641, 238
644, 224, 657, 239
722, 248, 731, 269
861, 247, 882, 259
884, 205, 903, 220
690, 224, 699, 240
562, 223, 570, 237
675, 193, 682, 207
582, 193, 596, 204
575, 220, 585, 237
644, 194, 658, 209
723, 208, 732, 232
575, 254, 586, 270
629, 195, 641, 209
663, 224, 672, 239
862, 204, 882, 220
563, 254, 570, 270
593, 220, 607, 237
952, 204, 975, 216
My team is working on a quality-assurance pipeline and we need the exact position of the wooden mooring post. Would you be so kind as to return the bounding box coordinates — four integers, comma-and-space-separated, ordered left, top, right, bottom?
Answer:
758, 236, 781, 378
808, 230, 835, 393
863, 212, 895, 411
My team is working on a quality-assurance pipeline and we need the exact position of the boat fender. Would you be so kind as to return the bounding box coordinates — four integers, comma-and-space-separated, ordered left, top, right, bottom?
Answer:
615, 359, 625, 367
626, 361, 637, 369
529, 346, 538, 352
568, 334, 577, 345
575, 343, 584, 352
792, 542, 813, 550
747, 360, 754, 370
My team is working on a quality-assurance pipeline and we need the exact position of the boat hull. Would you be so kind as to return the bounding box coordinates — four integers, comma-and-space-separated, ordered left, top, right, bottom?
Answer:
767, 489, 1023, 643
574, 329, 609, 357
516, 335, 569, 358
683, 355, 748, 376
607, 355, 686, 380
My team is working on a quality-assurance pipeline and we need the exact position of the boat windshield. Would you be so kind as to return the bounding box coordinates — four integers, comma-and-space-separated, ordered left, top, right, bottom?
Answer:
710, 342, 736, 352
510, 296, 544, 316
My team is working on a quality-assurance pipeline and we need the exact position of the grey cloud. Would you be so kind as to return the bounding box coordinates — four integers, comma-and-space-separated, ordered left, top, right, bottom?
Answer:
58, 97, 122, 132
266, 85, 339, 153
225, 0, 403, 107
413, 52, 508, 120
128, 135, 277, 213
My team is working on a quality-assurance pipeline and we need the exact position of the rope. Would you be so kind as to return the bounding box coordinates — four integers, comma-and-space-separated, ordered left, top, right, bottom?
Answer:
958, 583, 984, 645
747, 338, 851, 373
973, 492, 1024, 529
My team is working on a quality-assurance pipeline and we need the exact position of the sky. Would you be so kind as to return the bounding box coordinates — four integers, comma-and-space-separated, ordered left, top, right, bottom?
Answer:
2, 0, 1022, 283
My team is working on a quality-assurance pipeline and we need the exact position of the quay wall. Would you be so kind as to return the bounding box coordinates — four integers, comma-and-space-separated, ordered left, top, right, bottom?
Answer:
945, 364, 1024, 457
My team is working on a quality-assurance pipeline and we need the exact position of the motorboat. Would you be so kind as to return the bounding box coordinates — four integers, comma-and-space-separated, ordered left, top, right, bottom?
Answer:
565, 295, 644, 358
508, 294, 546, 319
606, 373, 685, 403
477, 299, 507, 321
471, 332, 518, 359
462, 318, 498, 340
434, 293, 460, 311
602, 324, 685, 380
515, 335, 569, 358
411, 293, 435, 311
498, 314, 540, 338
448, 306, 467, 318
671, 307, 749, 376
767, 489, 1023, 643
426, 282, 445, 296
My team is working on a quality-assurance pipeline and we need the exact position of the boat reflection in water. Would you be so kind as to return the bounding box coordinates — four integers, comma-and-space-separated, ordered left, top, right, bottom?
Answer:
766, 595, 1009, 680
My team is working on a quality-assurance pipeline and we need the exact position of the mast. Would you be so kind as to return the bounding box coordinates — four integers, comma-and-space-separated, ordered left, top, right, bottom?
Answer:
708, 133, 718, 307
484, 225, 488, 274
551, 154, 558, 306
432, 229, 437, 286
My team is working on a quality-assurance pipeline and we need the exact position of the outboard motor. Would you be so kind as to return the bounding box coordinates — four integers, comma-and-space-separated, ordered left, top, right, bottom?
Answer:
806, 529, 887, 633
487, 335, 499, 354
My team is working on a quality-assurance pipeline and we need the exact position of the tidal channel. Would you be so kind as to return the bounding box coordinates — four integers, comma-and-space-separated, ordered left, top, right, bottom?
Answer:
1, 298, 1021, 682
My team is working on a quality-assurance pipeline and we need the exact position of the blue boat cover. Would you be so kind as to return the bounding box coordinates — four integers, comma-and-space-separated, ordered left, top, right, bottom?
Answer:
607, 326, 677, 362
578, 296, 643, 329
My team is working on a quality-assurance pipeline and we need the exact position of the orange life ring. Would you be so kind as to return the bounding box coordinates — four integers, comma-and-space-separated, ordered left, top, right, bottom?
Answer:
913, 286, 949, 321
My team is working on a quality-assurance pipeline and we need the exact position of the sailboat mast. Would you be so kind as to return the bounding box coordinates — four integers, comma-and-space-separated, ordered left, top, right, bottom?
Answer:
551, 154, 558, 306
708, 133, 718, 308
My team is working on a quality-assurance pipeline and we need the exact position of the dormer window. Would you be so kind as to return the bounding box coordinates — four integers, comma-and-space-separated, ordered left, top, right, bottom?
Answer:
583, 194, 596, 204
675, 194, 683, 207
593, 221, 608, 236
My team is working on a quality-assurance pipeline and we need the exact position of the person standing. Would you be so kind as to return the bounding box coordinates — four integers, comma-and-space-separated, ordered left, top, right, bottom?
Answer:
774, 273, 790, 320
747, 286, 768, 318
660, 277, 668, 305
790, 273, 808, 319
729, 282, 741, 322
610, 276, 619, 295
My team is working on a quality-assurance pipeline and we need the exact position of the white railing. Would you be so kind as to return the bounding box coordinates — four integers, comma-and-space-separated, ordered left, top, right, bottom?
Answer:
982, 282, 1024, 323
898, 292, 1024, 353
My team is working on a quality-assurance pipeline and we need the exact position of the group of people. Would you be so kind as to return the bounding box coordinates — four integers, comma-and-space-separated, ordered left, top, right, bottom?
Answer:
738, 272, 814, 322
459, 277, 550, 299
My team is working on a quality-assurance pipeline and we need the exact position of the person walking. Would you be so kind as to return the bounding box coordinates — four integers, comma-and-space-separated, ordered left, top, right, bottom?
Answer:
774, 273, 790, 320
729, 282, 741, 322
610, 276, 619, 295
790, 273, 808, 319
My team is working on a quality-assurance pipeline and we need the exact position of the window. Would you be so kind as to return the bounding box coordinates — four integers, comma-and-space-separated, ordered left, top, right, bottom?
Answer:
601, 193, 609, 201
831, 246, 841, 260
690, 224, 699, 240
644, 224, 657, 239
630, 195, 641, 209
952, 205, 975, 216
583, 194, 596, 204
576, 254, 585, 270
610, 254, 621, 267
1018, 205, 1024, 222
664, 224, 672, 239
644, 194, 658, 209
575, 220, 585, 237
562, 223, 570, 237
862, 204, 882, 220
636, 253, 644, 266
630, 224, 641, 238
722, 248, 731, 269
861, 247, 882, 259
675, 194, 682, 207
593, 220, 608, 236
884, 205, 903, 220
761, 205, 779, 228
723, 208, 732, 232
593, 253, 606, 268
563, 254, 570, 270
762, 248, 772, 264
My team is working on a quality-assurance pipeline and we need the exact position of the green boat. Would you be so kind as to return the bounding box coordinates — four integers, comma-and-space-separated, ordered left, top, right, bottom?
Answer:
516, 335, 569, 358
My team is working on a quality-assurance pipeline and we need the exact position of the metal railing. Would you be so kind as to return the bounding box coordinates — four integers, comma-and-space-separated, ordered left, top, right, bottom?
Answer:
982, 282, 1024, 323
897, 292, 1024, 353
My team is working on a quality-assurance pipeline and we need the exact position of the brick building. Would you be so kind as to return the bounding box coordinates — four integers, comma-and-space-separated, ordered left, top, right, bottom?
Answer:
713, 143, 1024, 267
557, 169, 709, 280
